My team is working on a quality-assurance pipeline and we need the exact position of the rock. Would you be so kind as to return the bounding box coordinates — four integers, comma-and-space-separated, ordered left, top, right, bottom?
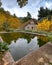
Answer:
0, 51, 15, 65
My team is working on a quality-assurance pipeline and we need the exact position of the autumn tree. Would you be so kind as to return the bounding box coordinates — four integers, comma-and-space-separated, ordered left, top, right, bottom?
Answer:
0, 8, 21, 31
37, 16, 52, 31
8, 16, 21, 29
2, 21, 10, 31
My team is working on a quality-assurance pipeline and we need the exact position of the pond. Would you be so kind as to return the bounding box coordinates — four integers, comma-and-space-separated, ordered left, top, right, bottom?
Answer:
9, 37, 39, 61
0, 32, 48, 61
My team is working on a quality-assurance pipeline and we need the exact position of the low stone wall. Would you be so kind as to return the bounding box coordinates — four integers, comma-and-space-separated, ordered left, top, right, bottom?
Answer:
16, 42, 52, 65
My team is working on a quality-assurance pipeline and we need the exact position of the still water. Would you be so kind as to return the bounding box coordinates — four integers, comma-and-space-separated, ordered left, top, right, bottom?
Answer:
9, 37, 39, 61
0, 32, 48, 61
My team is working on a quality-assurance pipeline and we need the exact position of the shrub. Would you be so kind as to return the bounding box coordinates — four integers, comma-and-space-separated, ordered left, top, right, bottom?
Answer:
0, 42, 9, 52
0, 41, 9, 60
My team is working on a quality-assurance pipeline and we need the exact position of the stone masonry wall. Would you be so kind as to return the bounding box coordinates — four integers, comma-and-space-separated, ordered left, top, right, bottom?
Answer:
16, 42, 52, 65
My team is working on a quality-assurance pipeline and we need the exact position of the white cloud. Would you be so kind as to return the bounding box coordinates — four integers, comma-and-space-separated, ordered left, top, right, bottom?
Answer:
44, 2, 52, 9
13, 8, 27, 17
1, 0, 41, 19
1, 0, 52, 19
1, 0, 17, 8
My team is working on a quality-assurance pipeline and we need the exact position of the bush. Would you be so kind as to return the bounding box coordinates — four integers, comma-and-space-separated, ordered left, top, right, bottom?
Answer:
0, 42, 9, 52
0, 41, 9, 60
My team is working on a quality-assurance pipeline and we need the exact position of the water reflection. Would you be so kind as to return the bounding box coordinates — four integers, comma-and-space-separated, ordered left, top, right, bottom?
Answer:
9, 37, 39, 61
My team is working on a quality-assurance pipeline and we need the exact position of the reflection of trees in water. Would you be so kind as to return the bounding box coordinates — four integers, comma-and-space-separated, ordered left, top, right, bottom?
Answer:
0, 33, 11, 44
37, 35, 48, 47
0, 32, 48, 45
0, 32, 33, 44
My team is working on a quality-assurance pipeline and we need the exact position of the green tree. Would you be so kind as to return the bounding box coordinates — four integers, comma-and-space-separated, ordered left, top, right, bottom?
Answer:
21, 12, 31, 22
17, 0, 28, 8
27, 12, 31, 19
13, 14, 17, 18
38, 7, 52, 20
50, 10, 52, 15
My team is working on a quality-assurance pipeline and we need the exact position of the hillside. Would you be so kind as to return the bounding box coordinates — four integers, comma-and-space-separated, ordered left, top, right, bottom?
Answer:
0, 8, 21, 31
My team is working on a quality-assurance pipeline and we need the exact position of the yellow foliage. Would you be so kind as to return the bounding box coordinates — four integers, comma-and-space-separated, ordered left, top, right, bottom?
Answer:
37, 18, 52, 31
0, 13, 6, 25
0, 11, 21, 31
0, 13, 7, 30
38, 36, 48, 42
8, 17, 21, 29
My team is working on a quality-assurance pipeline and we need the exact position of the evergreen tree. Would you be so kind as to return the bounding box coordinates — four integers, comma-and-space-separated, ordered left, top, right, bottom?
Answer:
38, 7, 52, 20
27, 12, 31, 19
21, 12, 31, 22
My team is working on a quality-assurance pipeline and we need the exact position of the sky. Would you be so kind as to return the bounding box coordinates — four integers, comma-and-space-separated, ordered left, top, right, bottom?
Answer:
1, 0, 52, 19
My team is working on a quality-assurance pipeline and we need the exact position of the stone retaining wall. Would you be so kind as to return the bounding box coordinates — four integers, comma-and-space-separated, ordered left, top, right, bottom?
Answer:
16, 42, 52, 65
